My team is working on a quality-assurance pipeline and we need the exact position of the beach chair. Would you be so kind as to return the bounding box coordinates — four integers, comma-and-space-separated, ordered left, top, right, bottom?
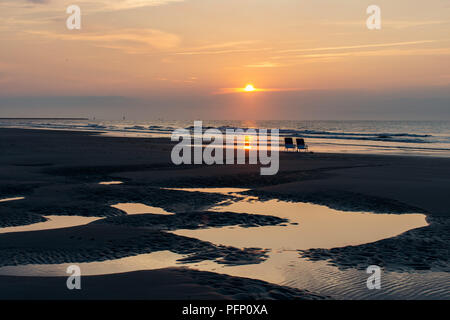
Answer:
284, 137, 295, 152
296, 138, 308, 152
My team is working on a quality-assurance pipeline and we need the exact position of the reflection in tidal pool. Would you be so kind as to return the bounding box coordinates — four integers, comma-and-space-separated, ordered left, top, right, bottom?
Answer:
164, 188, 250, 195
99, 181, 123, 185
0, 197, 25, 203
0, 215, 101, 234
172, 196, 428, 250
111, 203, 175, 215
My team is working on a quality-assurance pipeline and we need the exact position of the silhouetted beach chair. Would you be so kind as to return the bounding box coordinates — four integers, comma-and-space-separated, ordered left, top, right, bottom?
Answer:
296, 138, 308, 152
284, 137, 295, 151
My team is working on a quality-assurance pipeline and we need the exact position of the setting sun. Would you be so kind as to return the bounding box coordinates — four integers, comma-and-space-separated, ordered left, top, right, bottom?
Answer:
244, 84, 255, 92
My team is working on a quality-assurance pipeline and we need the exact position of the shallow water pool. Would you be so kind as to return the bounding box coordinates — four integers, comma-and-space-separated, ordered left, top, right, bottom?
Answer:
0, 188, 446, 299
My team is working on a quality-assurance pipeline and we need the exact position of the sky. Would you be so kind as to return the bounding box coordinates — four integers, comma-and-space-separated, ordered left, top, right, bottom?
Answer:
0, 0, 449, 120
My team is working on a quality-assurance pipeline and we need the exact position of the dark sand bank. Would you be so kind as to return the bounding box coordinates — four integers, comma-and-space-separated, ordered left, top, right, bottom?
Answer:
0, 224, 269, 267
0, 207, 46, 228
94, 211, 289, 230
1, 128, 449, 298
0, 268, 325, 300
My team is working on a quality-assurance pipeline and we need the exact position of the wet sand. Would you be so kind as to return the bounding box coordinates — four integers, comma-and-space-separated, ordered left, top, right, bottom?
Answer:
0, 128, 449, 299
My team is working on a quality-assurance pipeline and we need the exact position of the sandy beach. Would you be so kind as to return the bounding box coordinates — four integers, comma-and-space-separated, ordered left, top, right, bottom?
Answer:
0, 128, 449, 300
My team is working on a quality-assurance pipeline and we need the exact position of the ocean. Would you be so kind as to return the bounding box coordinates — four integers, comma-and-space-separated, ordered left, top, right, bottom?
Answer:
1, 119, 450, 157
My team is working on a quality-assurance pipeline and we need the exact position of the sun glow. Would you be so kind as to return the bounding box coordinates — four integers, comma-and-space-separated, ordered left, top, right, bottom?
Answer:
215, 85, 301, 95
244, 84, 255, 92
244, 136, 252, 150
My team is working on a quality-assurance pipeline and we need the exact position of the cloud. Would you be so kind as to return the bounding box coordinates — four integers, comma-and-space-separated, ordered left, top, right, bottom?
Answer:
174, 39, 444, 62
26, 0, 49, 3
174, 38, 449, 67
264, 40, 450, 64
27, 29, 181, 53
175, 41, 271, 56
276, 40, 438, 55
15, 0, 182, 11
97, 0, 184, 11
285, 47, 450, 61
245, 62, 284, 68
323, 19, 450, 30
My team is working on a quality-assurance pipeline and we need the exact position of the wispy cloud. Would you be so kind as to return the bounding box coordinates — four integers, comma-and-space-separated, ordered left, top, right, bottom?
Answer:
276, 40, 438, 55
175, 41, 270, 56
157, 76, 198, 84
286, 47, 450, 59
323, 19, 450, 29
263, 40, 450, 64
175, 39, 443, 60
27, 29, 180, 53
176, 39, 447, 66
26, 0, 49, 3
245, 62, 284, 68
97, 0, 184, 11
12, 0, 183, 11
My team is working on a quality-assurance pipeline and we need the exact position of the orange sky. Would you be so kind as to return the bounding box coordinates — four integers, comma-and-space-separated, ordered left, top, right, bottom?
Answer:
0, 0, 449, 119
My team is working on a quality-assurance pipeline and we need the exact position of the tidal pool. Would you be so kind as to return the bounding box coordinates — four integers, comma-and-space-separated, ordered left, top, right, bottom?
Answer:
111, 203, 175, 215
171, 190, 428, 250
0, 251, 182, 277
99, 181, 123, 185
0, 188, 443, 299
0, 197, 25, 203
0, 215, 101, 234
